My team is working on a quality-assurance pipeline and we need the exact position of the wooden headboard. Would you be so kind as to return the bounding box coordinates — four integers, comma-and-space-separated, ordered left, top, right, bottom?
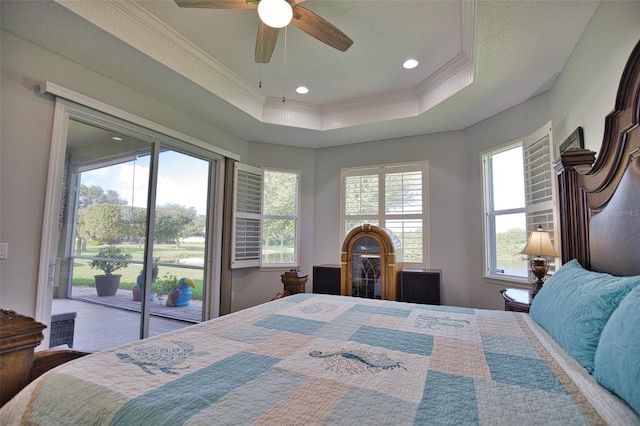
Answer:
555, 38, 640, 276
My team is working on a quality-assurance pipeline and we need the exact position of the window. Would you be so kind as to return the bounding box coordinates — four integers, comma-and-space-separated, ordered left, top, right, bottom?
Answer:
341, 162, 429, 267
482, 123, 558, 280
231, 164, 299, 269
262, 169, 299, 266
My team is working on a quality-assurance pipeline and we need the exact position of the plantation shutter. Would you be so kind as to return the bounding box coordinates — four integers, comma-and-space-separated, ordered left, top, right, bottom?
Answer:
343, 172, 379, 234
341, 162, 429, 267
231, 162, 262, 268
523, 123, 559, 270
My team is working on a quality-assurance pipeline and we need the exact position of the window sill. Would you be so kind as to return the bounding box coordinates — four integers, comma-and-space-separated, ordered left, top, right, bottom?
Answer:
259, 264, 300, 272
483, 274, 531, 289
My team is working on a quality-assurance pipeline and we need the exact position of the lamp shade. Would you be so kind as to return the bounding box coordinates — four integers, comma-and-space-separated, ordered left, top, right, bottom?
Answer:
258, 0, 293, 28
520, 225, 559, 257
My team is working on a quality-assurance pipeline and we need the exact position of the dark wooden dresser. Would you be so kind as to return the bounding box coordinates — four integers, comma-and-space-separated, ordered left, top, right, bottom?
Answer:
0, 309, 46, 407
0, 309, 89, 407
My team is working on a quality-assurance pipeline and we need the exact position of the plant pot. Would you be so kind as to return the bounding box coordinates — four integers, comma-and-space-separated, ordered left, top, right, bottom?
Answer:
166, 286, 192, 307
132, 286, 155, 302
133, 274, 156, 301
94, 274, 121, 297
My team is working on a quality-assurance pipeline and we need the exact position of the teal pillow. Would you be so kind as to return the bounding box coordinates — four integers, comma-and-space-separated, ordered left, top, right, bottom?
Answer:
594, 286, 640, 415
529, 259, 640, 373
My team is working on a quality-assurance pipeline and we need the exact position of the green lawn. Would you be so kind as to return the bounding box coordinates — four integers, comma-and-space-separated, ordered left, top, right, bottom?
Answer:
72, 243, 205, 299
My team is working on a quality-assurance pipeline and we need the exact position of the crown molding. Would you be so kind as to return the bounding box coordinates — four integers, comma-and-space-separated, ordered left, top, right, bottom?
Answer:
55, 0, 476, 133
55, 0, 266, 119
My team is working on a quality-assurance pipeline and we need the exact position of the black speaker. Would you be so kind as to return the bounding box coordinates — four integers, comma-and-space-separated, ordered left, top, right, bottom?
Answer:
313, 265, 341, 295
401, 269, 441, 305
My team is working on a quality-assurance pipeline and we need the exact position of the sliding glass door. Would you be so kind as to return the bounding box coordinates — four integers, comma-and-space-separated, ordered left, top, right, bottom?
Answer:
148, 149, 210, 335
53, 117, 218, 351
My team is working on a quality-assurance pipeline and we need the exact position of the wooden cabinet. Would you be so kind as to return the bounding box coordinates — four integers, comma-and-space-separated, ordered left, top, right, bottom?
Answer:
0, 309, 45, 407
312, 265, 341, 295
400, 269, 442, 305
0, 309, 89, 407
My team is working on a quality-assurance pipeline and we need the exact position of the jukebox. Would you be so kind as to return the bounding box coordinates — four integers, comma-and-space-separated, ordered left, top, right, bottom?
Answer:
340, 224, 403, 300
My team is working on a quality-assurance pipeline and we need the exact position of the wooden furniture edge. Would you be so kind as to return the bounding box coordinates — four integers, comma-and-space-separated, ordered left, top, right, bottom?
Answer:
32, 349, 91, 380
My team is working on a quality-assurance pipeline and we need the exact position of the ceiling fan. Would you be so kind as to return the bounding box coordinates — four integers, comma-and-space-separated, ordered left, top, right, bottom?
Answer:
174, 0, 353, 63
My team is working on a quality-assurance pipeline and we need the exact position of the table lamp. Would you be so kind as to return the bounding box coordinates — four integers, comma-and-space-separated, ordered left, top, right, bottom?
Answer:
520, 225, 559, 296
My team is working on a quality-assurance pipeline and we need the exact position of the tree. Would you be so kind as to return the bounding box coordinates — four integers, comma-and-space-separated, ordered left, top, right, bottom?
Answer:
262, 171, 296, 251
78, 184, 126, 209
127, 206, 148, 245
77, 204, 129, 243
154, 204, 198, 247
181, 214, 206, 240
496, 228, 527, 261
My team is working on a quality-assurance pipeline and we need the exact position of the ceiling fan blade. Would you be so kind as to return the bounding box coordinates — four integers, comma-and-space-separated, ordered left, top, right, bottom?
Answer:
291, 5, 353, 52
174, 0, 257, 9
255, 22, 280, 63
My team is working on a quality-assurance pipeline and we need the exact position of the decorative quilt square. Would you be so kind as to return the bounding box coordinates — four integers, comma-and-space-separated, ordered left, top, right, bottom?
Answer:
428, 336, 491, 380
277, 337, 431, 403
274, 296, 356, 322
403, 308, 481, 343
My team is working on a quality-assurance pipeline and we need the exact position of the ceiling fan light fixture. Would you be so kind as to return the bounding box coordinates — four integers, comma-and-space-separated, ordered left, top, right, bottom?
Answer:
258, 0, 293, 29
296, 86, 309, 94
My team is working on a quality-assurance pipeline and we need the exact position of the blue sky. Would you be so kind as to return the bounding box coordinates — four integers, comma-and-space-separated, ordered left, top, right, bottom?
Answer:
490, 146, 526, 233
80, 151, 210, 215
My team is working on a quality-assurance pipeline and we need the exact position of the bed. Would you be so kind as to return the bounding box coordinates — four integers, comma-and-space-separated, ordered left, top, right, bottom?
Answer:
1, 40, 639, 426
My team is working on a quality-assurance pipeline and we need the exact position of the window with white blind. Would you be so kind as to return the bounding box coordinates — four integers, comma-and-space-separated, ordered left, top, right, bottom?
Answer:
341, 162, 429, 268
231, 164, 300, 269
481, 122, 559, 280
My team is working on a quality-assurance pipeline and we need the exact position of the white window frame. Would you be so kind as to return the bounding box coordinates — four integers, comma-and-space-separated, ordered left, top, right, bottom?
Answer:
340, 161, 430, 269
231, 164, 300, 269
261, 168, 300, 269
481, 122, 559, 283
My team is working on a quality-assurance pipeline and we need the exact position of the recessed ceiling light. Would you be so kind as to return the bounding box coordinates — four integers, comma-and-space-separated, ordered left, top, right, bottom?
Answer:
403, 59, 419, 69
296, 86, 309, 94
112, 136, 123, 141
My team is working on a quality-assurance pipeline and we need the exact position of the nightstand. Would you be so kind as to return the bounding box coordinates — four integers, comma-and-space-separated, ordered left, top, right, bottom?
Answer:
501, 288, 532, 313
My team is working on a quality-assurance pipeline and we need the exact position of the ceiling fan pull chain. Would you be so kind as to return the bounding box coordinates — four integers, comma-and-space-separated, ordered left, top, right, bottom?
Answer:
258, 27, 263, 89
282, 25, 288, 102
283, 25, 288, 69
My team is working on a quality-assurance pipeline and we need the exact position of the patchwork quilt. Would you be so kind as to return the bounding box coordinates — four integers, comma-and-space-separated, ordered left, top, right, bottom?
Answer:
1, 294, 638, 425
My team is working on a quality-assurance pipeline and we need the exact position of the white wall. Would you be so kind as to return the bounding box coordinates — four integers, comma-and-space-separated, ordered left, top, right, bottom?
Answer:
313, 131, 472, 307
230, 142, 316, 311
550, 0, 640, 152
0, 31, 248, 316
463, 94, 551, 309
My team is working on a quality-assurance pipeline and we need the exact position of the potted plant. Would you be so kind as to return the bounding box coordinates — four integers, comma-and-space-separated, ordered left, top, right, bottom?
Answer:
152, 272, 177, 303
133, 263, 159, 301
90, 245, 131, 296
153, 273, 196, 307
166, 277, 196, 307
